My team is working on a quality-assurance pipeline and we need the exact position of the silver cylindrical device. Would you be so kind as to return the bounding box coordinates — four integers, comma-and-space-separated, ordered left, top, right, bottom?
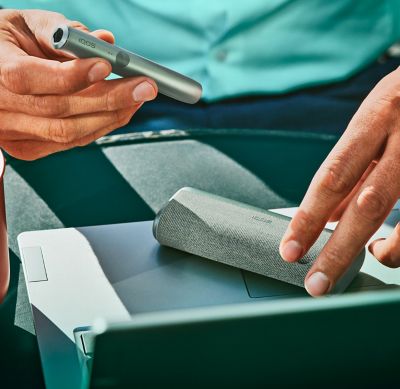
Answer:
52, 25, 202, 104
153, 187, 365, 293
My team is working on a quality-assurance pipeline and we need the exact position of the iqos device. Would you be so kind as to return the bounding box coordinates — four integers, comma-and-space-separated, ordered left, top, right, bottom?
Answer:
52, 25, 202, 104
153, 187, 366, 294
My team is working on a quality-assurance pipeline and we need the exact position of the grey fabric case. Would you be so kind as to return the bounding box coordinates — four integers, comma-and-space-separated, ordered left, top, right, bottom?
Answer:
153, 187, 365, 293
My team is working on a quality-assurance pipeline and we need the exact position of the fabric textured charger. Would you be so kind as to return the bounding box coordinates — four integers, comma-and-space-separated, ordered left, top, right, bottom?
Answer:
153, 187, 365, 292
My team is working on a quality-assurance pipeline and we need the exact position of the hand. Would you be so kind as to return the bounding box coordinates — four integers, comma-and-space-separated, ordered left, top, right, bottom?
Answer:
0, 9, 157, 160
279, 67, 400, 296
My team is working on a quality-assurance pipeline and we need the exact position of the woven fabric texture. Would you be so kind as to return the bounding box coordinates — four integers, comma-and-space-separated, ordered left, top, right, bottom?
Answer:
155, 188, 332, 288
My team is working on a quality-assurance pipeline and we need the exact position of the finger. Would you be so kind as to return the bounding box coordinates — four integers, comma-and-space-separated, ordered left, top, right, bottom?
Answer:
69, 105, 142, 146
279, 109, 387, 263
369, 223, 400, 268
304, 133, 400, 296
1, 106, 140, 160
91, 29, 115, 44
329, 160, 378, 222
0, 55, 112, 95
0, 128, 44, 142
1, 77, 157, 117
20, 10, 91, 55
16, 9, 114, 60
0, 104, 141, 144
0, 97, 48, 141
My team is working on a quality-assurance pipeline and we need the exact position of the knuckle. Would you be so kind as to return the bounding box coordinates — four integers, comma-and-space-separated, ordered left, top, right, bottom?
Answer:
30, 96, 70, 118
0, 62, 28, 94
55, 70, 71, 93
56, 98, 71, 118
292, 210, 319, 235
359, 71, 400, 131
48, 119, 76, 143
30, 96, 52, 116
55, 62, 82, 94
376, 93, 398, 115
370, 95, 398, 130
317, 158, 355, 196
104, 90, 117, 111
321, 244, 348, 274
356, 186, 390, 222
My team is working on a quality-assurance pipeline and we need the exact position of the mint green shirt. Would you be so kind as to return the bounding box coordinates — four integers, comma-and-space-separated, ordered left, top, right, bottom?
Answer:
6, 0, 400, 101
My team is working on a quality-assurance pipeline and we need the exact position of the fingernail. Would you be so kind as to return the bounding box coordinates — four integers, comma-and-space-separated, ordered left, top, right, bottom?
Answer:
133, 81, 156, 102
88, 62, 110, 83
305, 272, 330, 296
280, 240, 303, 262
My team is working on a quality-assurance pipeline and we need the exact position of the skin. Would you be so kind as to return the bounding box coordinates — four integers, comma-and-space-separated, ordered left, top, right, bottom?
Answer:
0, 9, 158, 301
280, 66, 400, 296
0, 9, 158, 161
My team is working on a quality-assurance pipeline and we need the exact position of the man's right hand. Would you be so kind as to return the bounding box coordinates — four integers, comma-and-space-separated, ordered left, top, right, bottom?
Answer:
279, 63, 400, 296
0, 9, 158, 160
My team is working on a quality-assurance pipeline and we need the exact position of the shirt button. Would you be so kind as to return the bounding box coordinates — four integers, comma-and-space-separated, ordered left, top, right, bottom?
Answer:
215, 49, 228, 62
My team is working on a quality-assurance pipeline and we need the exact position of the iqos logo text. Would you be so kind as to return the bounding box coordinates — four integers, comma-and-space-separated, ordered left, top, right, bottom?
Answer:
78, 38, 95, 48
251, 215, 272, 224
